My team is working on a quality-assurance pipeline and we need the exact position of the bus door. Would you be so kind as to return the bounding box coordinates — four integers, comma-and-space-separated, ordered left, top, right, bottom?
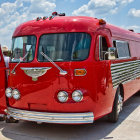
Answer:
94, 29, 114, 117
0, 46, 7, 117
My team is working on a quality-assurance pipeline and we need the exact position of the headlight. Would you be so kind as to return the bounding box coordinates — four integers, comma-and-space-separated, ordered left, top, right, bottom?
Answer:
72, 90, 83, 102
12, 89, 20, 100
5, 88, 12, 98
57, 91, 68, 103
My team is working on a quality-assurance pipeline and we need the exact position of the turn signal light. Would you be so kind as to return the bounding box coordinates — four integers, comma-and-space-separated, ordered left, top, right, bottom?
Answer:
74, 69, 87, 76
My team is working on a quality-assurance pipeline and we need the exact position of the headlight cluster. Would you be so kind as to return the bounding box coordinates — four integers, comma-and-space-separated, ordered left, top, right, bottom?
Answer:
72, 90, 83, 102
57, 91, 68, 103
5, 88, 20, 100
57, 90, 83, 103
5, 88, 12, 98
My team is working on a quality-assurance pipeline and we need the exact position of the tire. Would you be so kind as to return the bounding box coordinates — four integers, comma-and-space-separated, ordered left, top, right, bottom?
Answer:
135, 90, 140, 96
0, 116, 5, 121
108, 88, 123, 123
5, 117, 19, 123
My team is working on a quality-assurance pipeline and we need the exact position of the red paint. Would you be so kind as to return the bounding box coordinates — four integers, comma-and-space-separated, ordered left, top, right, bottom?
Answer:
0, 46, 7, 115
7, 16, 140, 122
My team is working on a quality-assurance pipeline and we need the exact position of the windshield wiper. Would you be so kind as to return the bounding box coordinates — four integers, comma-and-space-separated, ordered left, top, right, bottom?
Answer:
40, 52, 67, 75
11, 49, 31, 74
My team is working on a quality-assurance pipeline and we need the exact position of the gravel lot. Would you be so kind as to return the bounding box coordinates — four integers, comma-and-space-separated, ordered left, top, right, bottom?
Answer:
0, 94, 140, 140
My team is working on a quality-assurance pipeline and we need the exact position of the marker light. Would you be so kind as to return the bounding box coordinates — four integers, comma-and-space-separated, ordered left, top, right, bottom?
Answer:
36, 17, 42, 21
72, 90, 83, 102
52, 12, 58, 16
99, 19, 106, 25
12, 89, 20, 100
75, 69, 87, 76
5, 88, 12, 98
57, 91, 68, 103
49, 16, 53, 20
43, 16, 48, 20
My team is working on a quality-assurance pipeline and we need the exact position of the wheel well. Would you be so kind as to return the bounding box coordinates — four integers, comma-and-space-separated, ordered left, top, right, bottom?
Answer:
118, 84, 124, 100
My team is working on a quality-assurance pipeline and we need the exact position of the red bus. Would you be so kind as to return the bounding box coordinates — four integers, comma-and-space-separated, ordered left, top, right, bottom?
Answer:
5, 13, 140, 124
0, 45, 7, 121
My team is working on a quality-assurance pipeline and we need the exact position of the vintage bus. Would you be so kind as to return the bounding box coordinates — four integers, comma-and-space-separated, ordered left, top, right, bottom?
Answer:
5, 13, 140, 124
0, 45, 7, 121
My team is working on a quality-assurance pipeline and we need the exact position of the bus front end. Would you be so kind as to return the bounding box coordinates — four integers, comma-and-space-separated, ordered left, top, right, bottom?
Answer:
5, 16, 100, 124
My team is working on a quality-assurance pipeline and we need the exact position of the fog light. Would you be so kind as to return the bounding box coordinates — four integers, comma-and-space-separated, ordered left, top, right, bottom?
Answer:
12, 89, 20, 100
57, 91, 68, 103
5, 88, 12, 98
72, 90, 83, 102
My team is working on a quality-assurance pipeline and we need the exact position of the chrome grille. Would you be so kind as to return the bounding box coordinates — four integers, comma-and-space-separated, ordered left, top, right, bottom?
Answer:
111, 60, 140, 88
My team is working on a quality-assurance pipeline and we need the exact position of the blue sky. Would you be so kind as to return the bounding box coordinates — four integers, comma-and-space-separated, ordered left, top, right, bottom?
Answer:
0, 0, 140, 48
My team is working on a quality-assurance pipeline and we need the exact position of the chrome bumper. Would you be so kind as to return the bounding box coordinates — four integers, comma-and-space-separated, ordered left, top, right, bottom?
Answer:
0, 114, 5, 117
7, 107, 94, 124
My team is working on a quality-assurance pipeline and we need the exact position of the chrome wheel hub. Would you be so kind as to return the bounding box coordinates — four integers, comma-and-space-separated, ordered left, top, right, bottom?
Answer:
117, 94, 123, 114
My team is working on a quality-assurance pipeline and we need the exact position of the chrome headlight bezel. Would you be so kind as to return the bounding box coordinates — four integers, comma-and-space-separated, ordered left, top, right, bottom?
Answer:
12, 89, 20, 100
5, 88, 13, 98
57, 91, 68, 103
72, 90, 83, 102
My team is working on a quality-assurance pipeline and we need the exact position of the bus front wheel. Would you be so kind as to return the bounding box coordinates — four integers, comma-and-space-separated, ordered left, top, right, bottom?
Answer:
0, 116, 5, 121
108, 88, 123, 123
5, 117, 19, 123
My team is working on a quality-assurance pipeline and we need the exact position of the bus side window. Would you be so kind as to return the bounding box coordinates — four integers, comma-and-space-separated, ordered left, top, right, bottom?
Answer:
113, 40, 130, 59
113, 40, 118, 58
99, 36, 108, 60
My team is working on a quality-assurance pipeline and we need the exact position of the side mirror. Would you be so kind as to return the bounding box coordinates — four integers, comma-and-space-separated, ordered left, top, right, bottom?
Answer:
108, 47, 116, 60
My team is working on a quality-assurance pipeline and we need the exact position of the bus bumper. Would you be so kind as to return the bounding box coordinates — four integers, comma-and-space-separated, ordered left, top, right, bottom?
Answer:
6, 107, 94, 124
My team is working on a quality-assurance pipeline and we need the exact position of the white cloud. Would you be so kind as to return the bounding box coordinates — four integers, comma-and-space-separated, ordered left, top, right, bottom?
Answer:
128, 8, 140, 17
72, 0, 134, 16
121, 25, 140, 33
127, 25, 140, 33
29, 0, 56, 14
0, 0, 56, 48
64, 0, 75, 2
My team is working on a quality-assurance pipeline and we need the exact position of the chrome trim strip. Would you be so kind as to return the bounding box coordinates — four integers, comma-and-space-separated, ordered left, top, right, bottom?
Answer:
21, 67, 52, 70
7, 107, 94, 124
111, 60, 138, 67
111, 60, 140, 88
112, 69, 139, 80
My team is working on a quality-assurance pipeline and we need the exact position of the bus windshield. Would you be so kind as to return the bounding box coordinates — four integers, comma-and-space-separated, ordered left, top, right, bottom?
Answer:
11, 36, 36, 62
38, 33, 91, 62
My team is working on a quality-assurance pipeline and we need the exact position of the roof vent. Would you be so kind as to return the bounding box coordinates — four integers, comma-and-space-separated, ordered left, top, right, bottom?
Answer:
59, 13, 65, 16
52, 12, 58, 16
128, 29, 134, 32
52, 12, 65, 16
49, 12, 66, 20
